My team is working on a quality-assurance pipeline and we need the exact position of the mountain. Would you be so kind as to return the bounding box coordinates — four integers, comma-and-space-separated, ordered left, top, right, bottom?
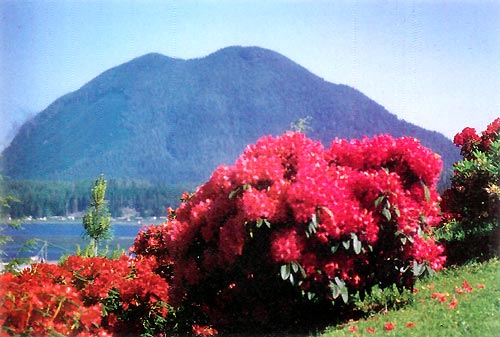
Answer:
1, 46, 459, 186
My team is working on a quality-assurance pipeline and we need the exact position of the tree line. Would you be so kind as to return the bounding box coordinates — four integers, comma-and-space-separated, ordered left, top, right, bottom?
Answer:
1, 179, 193, 219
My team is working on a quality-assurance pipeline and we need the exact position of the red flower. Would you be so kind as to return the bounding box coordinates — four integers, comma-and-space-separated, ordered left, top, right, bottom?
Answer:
477, 283, 485, 289
192, 324, 218, 337
384, 322, 396, 331
366, 327, 376, 334
455, 286, 464, 294
432, 292, 447, 303
448, 295, 459, 309
406, 322, 417, 328
348, 325, 358, 332
462, 280, 473, 293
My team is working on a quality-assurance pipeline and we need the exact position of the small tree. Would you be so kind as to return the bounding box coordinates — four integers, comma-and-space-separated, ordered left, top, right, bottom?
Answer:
290, 115, 313, 134
83, 174, 112, 256
0, 175, 37, 272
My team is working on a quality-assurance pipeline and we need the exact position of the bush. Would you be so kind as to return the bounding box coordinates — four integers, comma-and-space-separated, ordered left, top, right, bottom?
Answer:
133, 132, 445, 332
439, 118, 500, 264
0, 255, 170, 336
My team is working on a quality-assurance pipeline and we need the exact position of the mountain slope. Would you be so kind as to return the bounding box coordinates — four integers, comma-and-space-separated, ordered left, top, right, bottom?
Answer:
1, 46, 459, 185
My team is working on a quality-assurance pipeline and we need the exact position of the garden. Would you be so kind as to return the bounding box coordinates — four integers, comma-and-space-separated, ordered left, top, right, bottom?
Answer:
1, 117, 499, 336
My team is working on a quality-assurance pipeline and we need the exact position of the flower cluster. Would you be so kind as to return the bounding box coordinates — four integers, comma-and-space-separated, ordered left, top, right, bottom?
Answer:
453, 118, 500, 158
0, 255, 170, 336
440, 117, 500, 264
430, 279, 484, 310
133, 132, 445, 330
0, 264, 105, 337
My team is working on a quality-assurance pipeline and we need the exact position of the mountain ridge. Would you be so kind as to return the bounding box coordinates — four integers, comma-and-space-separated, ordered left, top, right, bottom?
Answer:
1, 46, 459, 186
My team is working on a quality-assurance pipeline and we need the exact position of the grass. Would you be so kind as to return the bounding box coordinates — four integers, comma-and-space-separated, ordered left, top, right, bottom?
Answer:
318, 258, 500, 337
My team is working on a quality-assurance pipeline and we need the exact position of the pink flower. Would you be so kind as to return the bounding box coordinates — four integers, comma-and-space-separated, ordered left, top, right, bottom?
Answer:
462, 280, 473, 293
448, 295, 459, 309
432, 292, 447, 303
270, 229, 304, 263
348, 325, 358, 332
384, 322, 396, 331
241, 187, 276, 221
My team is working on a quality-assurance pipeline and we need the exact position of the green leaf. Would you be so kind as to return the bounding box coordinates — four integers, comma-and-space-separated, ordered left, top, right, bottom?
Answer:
412, 260, 425, 276
263, 219, 271, 229
374, 195, 385, 208
340, 284, 349, 303
334, 277, 349, 303
342, 240, 350, 250
381, 208, 392, 221
331, 244, 339, 254
306, 213, 319, 238
426, 264, 437, 276
352, 233, 362, 254
421, 181, 431, 202
394, 206, 401, 217
280, 264, 291, 280
400, 237, 407, 245
330, 281, 340, 299
228, 187, 241, 199
298, 263, 307, 278
291, 262, 299, 273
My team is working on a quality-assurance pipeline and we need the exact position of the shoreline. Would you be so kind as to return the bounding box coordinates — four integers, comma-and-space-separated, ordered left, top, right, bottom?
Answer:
1, 218, 166, 226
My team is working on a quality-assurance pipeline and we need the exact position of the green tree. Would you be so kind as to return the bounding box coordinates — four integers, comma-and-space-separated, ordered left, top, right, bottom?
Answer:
0, 175, 37, 272
82, 174, 112, 256
290, 115, 313, 134
0, 177, 19, 265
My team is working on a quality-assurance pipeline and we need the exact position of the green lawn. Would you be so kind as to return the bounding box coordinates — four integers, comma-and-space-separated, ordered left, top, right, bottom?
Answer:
318, 259, 500, 337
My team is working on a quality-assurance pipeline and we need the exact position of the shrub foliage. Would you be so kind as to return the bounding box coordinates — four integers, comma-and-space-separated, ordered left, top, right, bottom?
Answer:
440, 117, 500, 264
133, 132, 445, 331
0, 255, 169, 336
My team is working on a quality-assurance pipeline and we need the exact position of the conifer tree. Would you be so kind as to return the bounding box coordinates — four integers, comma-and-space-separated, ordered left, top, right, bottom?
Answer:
83, 174, 111, 256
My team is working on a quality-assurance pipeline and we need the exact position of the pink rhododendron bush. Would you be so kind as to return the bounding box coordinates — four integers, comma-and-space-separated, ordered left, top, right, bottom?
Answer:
133, 132, 445, 331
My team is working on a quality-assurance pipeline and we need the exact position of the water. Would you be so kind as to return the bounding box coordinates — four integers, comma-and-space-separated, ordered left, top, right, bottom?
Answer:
1, 222, 150, 261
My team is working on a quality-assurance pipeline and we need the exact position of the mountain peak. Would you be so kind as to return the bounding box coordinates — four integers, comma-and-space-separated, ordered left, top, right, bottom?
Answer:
208, 45, 284, 59
1, 47, 459, 187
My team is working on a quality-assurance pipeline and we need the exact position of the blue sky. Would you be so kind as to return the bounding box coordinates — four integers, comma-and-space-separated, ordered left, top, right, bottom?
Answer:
1, 0, 499, 150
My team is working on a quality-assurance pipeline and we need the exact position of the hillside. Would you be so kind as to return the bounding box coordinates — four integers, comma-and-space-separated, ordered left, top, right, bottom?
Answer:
1, 46, 459, 186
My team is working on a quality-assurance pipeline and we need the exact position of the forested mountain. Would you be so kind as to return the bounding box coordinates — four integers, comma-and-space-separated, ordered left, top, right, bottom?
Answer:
1, 46, 459, 187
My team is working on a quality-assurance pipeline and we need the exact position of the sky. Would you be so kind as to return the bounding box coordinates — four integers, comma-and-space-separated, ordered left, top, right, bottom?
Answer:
1, 0, 499, 150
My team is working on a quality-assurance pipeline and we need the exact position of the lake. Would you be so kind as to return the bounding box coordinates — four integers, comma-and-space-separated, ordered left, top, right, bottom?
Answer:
1, 222, 151, 261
